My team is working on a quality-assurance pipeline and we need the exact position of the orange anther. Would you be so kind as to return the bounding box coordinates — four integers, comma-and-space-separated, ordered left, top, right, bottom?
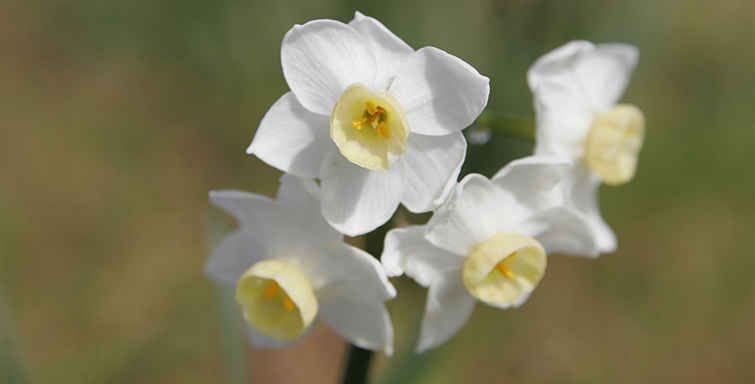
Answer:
496, 262, 514, 279
377, 121, 390, 139
283, 296, 295, 311
352, 116, 368, 130
367, 113, 379, 126
262, 281, 280, 300
366, 101, 378, 115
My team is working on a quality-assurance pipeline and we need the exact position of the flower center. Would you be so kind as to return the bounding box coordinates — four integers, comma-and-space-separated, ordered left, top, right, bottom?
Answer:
462, 233, 547, 308
330, 83, 410, 171
585, 104, 645, 185
235, 260, 318, 341
353, 100, 391, 139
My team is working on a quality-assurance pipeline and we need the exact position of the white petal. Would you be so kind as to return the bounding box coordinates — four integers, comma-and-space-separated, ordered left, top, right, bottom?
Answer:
281, 19, 377, 115
570, 163, 617, 253
348, 11, 414, 92
528, 41, 639, 157
319, 148, 406, 236
204, 229, 264, 286
491, 155, 572, 227
301, 242, 396, 303
528, 41, 595, 158
388, 47, 490, 136
381, 226, 465, 287
574, 43, 639, 112
518, 207, 599, 258
319, 302, 394, 355
425, 174, 505, 256
416, 271, 477, 353
275, 174, 343, 258
527, 40, 596, 94
209, 190, 287, 254
532, 82, 594, 158
247, 92, 332, 178
244, 321, 315, 349
401, 132, 467, 213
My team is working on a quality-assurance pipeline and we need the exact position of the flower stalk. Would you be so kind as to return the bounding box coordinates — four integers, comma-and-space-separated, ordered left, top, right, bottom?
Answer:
473, 111, 536, 142
341, 219, 393, 384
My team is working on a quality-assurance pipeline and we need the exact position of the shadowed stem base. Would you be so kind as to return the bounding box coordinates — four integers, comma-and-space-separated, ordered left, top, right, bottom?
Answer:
341, 345, 374, 384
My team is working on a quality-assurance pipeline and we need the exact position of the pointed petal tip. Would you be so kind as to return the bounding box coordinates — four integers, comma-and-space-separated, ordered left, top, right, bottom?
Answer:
385, 282, 397, 299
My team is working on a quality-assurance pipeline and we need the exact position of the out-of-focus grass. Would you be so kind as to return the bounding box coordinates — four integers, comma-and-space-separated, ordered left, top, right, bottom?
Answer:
0, 0, 753, 382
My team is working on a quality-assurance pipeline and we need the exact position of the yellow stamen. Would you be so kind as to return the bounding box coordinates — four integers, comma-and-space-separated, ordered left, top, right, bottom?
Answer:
366, 101, 378, 115
351, 100, 391, 137
377, 121, 390, 139
367, 113, 379, 126
283, 296, 295, 311
352, 116, 367, 130
262, 281, 279, 300
496, 262, 514, 279
332, 83, 410, 170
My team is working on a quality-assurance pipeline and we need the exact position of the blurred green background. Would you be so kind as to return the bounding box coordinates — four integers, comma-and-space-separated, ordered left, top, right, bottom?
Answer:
1, 0, 754, 383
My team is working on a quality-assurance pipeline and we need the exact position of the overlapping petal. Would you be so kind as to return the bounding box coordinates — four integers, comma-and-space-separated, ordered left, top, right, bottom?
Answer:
574, 43, 639, 112
206, 174, 397, 354
381, 226, 465, 286
319, 302, 394, 356
249, 14, 493, 238
517, 207, 599, 258
301, 242, 396, 304
569, 164, 618, 253
389, 47, 490, 136
319, 148, 406, 236
209, 190, 288, 257
491, 155, 571, 219
532, 83, 594, 158
348, 11, 414, 92
247, 92, 332, 178
275, 174, 343, 258
527, 40, 594, 97
529, 41, 639, 156
425, 174, 507, 255
401, 132, 467, 213
528, 40, 639, 257
281, 19, 377, 115
204, 230, 266, 286
416, 271, 477, 353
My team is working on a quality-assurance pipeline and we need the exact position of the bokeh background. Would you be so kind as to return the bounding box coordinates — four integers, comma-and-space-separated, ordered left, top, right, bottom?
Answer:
1, 0, 754, 383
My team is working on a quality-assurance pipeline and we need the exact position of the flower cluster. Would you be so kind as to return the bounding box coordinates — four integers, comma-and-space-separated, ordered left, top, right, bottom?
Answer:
206, 12, 644, 355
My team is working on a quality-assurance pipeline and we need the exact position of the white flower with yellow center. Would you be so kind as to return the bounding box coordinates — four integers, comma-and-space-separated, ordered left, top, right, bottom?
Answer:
381, 156, 598, 352
528, 40, 644, 253
205, 174, 396, 354
247, 12, 490, 237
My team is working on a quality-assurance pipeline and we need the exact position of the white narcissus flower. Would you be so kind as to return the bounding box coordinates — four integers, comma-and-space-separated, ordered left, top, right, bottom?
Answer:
205, 174, 396, 355
248, 11, 490, 237
381, 156, 598, 353
528, 40, 644, 253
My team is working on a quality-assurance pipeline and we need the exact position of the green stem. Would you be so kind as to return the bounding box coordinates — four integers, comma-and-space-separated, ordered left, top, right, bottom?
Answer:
340, 221, 392, 384
342, 346, 374, 384
473, 111, 536, 142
